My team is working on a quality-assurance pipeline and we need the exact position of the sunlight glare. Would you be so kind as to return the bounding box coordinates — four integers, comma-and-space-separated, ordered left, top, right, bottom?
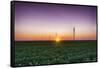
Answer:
55, 37, 60, 42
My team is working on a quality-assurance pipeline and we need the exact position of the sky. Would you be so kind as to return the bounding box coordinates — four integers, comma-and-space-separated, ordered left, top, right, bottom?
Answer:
14, 2, 97, 41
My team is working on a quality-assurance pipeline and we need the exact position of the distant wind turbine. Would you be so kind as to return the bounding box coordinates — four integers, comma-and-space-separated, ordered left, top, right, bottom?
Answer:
73, 27, 75, 40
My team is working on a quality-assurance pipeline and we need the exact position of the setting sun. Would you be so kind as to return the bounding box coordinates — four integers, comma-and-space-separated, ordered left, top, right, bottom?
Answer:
55, 37, 60, 42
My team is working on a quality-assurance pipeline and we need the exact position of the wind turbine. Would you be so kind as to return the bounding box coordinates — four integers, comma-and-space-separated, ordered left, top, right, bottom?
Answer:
55, 32, 60, 42
73, 27, 75, 40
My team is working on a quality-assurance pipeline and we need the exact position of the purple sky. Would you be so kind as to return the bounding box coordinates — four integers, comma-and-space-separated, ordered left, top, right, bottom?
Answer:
14, 2, 97, 41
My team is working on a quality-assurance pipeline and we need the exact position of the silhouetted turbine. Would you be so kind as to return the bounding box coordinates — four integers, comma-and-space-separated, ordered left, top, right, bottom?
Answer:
73, 27, 75, 40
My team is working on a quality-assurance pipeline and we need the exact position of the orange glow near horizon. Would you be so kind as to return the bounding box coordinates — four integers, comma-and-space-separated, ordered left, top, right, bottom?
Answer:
15, 31, 96, 41
55, 37, 60, 42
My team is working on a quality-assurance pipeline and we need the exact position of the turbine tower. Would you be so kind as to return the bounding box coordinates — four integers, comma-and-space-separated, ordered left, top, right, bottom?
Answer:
73, 27, 75, 40
56, 32, 57, 38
